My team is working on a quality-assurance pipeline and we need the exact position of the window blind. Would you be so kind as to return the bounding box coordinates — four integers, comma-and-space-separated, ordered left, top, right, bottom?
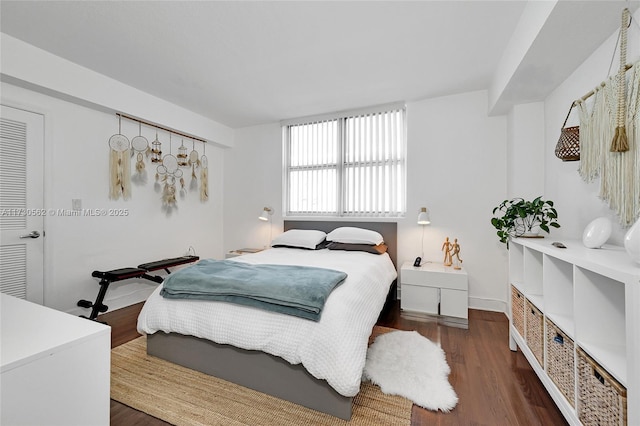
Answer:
284, 106, 406, 217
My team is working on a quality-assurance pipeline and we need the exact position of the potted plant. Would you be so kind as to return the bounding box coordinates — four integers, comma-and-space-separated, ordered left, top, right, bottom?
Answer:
491, 196, 560, 247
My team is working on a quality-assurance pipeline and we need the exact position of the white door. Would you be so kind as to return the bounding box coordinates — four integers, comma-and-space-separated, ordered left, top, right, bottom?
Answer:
0, 105, 44, 303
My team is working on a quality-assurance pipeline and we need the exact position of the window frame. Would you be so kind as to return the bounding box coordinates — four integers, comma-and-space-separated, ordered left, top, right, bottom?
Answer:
282, 103, 406, 218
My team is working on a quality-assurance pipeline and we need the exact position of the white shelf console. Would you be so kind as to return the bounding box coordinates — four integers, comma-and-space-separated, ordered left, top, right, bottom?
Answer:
508, 237, 640, 425
1, 294, 111, 426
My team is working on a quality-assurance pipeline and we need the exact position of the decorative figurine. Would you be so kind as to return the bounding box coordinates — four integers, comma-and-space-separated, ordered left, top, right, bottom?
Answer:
442, 237, 453, 266
451, 238, 463, 270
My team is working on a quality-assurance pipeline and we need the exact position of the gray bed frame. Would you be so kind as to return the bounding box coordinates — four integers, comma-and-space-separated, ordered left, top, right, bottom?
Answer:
147, 220, 397, 420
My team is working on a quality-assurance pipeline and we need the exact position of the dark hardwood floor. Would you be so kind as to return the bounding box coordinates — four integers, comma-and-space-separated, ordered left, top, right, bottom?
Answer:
102, 302, 567, 425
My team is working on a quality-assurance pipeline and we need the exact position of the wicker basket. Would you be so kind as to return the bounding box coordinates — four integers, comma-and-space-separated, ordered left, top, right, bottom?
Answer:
525, 300, 544, 366
555, 103, 580, 161
545, 318, 575, 407
577, 347, 627, 426
555, 126, 580, 161
511, 285, 525, 338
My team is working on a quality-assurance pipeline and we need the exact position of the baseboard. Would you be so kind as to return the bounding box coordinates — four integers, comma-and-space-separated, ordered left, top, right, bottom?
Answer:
468, 296, 506, 313
397, 288, 507, 314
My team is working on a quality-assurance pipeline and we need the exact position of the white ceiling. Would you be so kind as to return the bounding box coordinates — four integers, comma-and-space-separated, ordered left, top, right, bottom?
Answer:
1, 1, 637, 128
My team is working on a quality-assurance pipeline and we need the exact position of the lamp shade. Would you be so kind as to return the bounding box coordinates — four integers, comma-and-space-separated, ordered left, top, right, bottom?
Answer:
259, 207, 273, 221
417, 207, 431, 225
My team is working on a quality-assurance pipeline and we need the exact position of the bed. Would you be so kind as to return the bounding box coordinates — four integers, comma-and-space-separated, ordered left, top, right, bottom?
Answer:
137, 220, 397, 420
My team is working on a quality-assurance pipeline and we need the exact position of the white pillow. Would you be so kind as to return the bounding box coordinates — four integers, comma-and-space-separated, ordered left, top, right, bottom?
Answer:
326, 227, 384, 245
271, 229, 327, 250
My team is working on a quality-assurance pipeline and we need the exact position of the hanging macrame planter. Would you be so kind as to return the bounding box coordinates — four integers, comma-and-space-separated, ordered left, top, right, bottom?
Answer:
555, 103, 580, 161
611, 8, 630, 152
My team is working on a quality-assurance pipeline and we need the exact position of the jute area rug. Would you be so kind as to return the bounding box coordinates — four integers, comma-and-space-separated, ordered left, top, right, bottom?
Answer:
111, 326, 411, 425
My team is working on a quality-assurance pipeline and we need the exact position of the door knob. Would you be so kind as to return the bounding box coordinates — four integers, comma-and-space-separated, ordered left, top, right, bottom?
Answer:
19, 231, 41, 239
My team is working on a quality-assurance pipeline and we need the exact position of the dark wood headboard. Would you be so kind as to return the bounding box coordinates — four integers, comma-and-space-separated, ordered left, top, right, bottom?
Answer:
283, 220, 398, 268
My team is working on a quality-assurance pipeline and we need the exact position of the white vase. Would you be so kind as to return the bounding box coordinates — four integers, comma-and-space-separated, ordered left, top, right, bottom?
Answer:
624, 218, 640, 264
582, 217, 612, 249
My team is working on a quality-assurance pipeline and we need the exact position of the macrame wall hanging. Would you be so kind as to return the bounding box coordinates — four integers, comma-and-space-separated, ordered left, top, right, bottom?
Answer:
612, 8, 631, 153
575, 8, 640, 226
108, 115, 131, 200
108, 113, 209, 206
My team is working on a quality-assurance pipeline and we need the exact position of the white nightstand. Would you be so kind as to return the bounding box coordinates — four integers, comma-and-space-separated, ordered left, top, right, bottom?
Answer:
400, 261, 468, 326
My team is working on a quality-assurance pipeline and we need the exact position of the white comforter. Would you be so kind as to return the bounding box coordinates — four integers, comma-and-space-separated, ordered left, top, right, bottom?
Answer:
137, 247, 397, 397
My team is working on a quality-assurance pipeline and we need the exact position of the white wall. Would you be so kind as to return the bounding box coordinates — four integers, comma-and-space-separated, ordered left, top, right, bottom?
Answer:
224, 90, 510, 312
223, 122, 283, 253
404, 91, 508, 311
507, 102, 545, 199
542, 9, 640, 244
2, 82, 225, 314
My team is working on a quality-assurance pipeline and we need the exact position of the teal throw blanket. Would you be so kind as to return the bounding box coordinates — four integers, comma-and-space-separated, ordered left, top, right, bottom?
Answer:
160, 259, 347, 321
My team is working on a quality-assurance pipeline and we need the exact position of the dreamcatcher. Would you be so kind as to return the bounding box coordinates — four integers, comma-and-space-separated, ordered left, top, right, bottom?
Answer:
131, 122, 149, 174
188, 139, 200, 191
156, 134, 185, 206
177, 139, 189, 167
150, 129, 162, 163
108, 115, 131, 200
200, 143, 208, 202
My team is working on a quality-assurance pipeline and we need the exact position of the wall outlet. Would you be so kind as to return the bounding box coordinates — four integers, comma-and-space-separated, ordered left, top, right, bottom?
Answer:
72, 199, 82, 211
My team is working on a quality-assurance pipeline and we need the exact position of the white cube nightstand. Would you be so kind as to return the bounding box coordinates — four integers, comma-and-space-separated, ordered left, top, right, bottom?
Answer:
400, 261, 468, 327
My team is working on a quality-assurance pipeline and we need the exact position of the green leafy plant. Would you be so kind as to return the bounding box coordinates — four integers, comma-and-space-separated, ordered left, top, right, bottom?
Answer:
491, 196, 560, 247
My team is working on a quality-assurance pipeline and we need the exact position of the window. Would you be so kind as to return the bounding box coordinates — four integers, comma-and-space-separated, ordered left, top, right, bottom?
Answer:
283, 104, 406, 217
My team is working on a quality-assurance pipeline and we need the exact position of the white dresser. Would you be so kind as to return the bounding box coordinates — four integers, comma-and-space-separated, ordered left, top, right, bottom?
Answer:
400, 261, 468, 325
1, 294, 111, 426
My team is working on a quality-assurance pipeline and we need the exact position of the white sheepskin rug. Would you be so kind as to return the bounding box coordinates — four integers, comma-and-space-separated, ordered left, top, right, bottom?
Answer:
363, 330, 458, 412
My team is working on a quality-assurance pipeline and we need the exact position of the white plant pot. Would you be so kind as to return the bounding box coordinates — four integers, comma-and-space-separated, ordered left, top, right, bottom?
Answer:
624, 217, 640, 264
516, 220, 540, 237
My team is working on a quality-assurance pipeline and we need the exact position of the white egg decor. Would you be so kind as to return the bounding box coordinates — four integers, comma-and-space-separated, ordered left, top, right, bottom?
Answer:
582, 217, 612, 249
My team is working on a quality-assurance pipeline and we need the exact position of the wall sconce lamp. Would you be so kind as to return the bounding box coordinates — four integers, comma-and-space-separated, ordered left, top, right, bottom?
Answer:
417, 207, 431, 225
259, 207, 273, 221
418, 207, 431, 261
259, 207, 274, 248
